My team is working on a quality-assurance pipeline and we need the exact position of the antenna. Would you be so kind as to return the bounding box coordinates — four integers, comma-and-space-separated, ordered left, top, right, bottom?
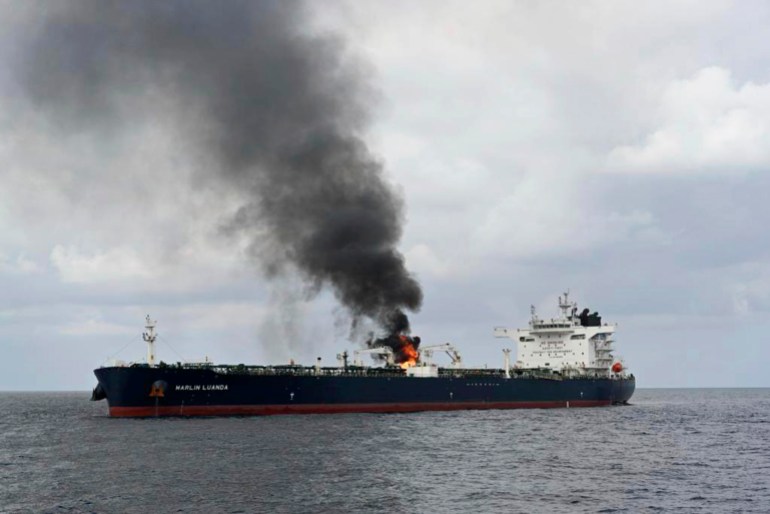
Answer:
559, 290, 572, 317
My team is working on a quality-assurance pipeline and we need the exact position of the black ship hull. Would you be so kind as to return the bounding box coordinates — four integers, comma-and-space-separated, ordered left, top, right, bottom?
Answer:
94, 366, 636, 417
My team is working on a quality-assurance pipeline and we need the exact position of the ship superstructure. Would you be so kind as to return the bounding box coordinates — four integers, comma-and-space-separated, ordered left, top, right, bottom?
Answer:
494, 291, 627, 377
91, 292, 634, 417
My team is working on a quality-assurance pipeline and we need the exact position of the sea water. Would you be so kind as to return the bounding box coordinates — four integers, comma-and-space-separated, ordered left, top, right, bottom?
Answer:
1, 389, 769, 513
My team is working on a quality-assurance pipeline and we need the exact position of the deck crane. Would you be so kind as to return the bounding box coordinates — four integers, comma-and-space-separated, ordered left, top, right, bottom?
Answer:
353, 346, 394, 366
418, 343, 463, 368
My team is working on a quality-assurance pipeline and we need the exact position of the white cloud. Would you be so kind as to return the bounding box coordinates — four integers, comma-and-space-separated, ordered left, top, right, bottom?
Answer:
59, 318, 134, 336
607, 67, 770, 173
471, 173, 665, 260
405, 243, 453, 279
50, 245, 154, 284
47, 233, 252, 292
0, 252, 41, 275
726, 260, 770, 315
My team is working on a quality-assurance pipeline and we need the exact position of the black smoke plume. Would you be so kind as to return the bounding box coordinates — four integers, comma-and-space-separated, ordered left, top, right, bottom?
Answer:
15, 1, 421, 334
365, 310, 421, 364
368, 333, 421, 365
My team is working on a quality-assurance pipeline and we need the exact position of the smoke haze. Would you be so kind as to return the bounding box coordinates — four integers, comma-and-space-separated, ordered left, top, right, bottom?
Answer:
14, 1, 422, 335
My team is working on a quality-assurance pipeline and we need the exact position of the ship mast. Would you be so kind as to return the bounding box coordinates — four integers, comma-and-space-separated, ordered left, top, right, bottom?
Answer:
142, 315, 157, 366
558, 290, 573, 318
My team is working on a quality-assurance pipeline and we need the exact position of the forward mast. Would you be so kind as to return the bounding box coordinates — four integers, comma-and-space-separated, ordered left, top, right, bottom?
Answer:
142, 315, 157, 366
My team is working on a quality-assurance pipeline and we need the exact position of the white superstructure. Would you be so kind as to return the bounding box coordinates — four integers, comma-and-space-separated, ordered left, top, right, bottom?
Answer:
494, 291, 626, 376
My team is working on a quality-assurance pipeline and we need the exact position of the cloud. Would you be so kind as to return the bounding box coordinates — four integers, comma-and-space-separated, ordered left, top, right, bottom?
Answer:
725, 260, 770, 315
50, 245, 154, 284
472, 174, 664, 260
405, 243, 453, 279
607, 67, 770, 173
59, 318, 134, 336
47, 240, 252, 295
0, 253, 41, 275
3, 1, 770, 388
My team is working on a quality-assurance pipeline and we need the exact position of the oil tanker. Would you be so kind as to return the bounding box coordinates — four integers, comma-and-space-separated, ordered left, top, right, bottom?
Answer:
91, 292, 635, 417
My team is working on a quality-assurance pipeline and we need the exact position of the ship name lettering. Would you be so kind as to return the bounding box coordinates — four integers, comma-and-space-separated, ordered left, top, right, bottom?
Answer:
175, 384, 228, 391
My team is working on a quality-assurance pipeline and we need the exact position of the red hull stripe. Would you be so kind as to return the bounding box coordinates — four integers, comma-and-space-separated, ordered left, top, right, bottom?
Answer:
109, 400, 612, 417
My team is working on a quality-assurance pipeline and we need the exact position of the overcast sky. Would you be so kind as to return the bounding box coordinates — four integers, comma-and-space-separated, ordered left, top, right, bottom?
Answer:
2, 0, 770, 390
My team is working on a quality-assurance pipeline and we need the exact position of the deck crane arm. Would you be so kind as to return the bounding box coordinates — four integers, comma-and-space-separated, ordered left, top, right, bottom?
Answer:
353, 346, 394, 366
418, 343, 463, 368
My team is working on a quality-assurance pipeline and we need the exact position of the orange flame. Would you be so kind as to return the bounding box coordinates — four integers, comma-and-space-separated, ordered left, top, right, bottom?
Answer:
398, 335, 419, 369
